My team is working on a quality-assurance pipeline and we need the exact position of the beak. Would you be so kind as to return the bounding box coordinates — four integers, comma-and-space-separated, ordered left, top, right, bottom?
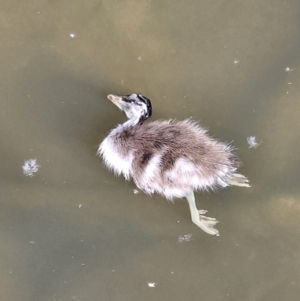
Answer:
107, 94, 126, 111
107, 94, 123, 105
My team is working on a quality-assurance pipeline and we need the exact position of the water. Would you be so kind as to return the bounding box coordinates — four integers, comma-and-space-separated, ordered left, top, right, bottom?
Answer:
1, 1, 300, 300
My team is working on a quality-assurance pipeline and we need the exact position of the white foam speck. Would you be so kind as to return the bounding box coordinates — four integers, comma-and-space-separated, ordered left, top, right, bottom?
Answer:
78, 204, 82, 208
234, 60, 239, 65
178, 234, 192, 243
133, 189, 139, 194
247, 136, 261, 148
285, 67, 294, 72
23, 159, 40, 177
70, 33, 76, 38
148, 282, 157, 288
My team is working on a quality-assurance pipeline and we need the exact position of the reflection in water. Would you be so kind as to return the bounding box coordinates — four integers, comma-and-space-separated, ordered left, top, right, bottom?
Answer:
1, 0, 300, 300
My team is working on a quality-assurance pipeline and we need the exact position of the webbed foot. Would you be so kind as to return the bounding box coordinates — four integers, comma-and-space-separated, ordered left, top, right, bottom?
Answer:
227, 173, 250, 187
193, 212, 219, 236
186, 192, 220, 236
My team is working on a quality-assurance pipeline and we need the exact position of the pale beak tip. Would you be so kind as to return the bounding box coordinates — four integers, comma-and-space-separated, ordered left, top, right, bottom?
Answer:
107, 94, 114, 101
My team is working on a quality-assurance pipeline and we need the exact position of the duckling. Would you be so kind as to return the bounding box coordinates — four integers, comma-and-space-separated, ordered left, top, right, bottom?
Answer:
98, 93, 250, 236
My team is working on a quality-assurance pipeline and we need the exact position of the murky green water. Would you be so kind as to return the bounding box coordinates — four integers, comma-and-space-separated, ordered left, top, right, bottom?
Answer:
1, 1, 300, 300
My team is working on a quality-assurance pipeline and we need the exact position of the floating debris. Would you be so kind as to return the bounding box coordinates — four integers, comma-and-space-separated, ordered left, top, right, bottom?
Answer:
178, 234, 192, 243
22, 159, 40, 177
148, 282, 157, 288
285, 67, 294, 72
247, 136, 261, 148
138, 56, 142, 61
69, 33, 76, 38
78, 204, 82, 208
234, 60, 239, 65
133, 189, 139, 195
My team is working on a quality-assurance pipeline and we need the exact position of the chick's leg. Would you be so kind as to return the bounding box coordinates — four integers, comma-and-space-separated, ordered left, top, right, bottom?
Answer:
227, 173, 250, 187
186, 192, 219, 236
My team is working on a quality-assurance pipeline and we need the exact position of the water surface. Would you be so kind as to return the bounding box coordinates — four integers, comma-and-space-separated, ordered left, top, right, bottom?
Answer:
1, 1, 300, 300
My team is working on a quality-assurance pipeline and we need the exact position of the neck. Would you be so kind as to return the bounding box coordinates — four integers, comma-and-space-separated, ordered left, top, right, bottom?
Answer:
121, 115, 143, 128
108, 114, 145, 143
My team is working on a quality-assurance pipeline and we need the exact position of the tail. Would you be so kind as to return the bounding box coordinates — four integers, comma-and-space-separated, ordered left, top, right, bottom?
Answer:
227, 173, 251, 187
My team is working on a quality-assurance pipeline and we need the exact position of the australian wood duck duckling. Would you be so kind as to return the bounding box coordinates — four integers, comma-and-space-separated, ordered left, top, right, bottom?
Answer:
98, 93, 250, 236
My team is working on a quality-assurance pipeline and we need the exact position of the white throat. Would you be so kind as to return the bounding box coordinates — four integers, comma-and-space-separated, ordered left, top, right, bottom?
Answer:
122, 113, 142, 128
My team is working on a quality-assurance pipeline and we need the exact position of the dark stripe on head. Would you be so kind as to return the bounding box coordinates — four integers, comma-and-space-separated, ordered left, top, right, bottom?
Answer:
138, 94, 152, 118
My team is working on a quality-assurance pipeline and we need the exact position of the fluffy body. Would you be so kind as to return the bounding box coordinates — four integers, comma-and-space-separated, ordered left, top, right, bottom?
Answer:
98, 93, 250, 236
99, 119, 239, 200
